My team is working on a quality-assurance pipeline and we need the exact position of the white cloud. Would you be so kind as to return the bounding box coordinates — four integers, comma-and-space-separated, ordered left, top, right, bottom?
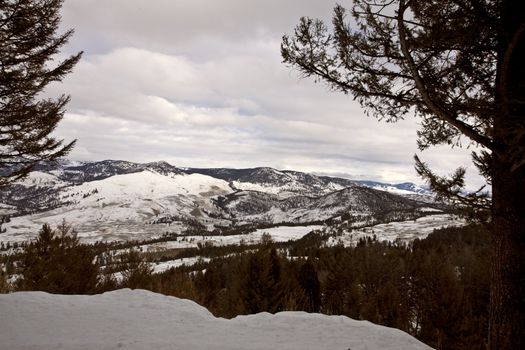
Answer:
47, 0, 486, 190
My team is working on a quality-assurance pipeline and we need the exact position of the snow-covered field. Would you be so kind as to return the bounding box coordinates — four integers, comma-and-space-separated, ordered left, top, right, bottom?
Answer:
109, 217, 461, 275
0, 289, 432, 350
326, 214, 465, 246
134, 225, 325, 252
150, 257, 211, 273
1, 213, 463, 250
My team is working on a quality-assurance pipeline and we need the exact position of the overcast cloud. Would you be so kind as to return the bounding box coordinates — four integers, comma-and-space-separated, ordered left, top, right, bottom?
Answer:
48, 0, 485, 188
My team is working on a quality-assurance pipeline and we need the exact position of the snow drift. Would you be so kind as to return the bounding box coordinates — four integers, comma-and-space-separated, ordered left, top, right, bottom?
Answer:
0, 289, 432, 350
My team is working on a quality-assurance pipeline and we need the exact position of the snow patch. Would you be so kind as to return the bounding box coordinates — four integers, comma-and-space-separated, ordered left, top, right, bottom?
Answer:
326, 214, 464, 247
15, 171, 66, 188
0, 289, 432, 350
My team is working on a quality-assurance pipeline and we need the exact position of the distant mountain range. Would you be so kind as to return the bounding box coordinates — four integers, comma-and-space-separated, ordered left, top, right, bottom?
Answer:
0, 160, 446, 243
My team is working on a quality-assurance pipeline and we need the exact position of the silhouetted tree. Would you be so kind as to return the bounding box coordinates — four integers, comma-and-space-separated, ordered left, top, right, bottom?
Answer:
0, 270, 8, 293
282, 1, 524, 348
297, 259, 321, 312
0, 0, 81, 186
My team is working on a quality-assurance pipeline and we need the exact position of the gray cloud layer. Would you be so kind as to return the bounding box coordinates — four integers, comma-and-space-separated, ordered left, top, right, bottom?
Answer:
47, 0, 484, 187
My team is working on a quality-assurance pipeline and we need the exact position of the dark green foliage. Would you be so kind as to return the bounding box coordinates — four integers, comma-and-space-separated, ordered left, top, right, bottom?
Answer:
120, 248, 154, 290
0, 270, 8, 293
17, 223, 99, 294
151, 266, 199, 302
297, 260, 321, 312
241, 247, 284, 314
0, 0, 81, 186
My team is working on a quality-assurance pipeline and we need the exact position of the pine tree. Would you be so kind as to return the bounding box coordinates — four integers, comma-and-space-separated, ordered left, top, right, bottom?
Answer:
297, 260, 321, 312
120, 248, 154, 290
0, 0, 81, 186
18, 223, 99, 294
281, 1, 524, 348
0, 270, 8, 293
242, 247, 285, 314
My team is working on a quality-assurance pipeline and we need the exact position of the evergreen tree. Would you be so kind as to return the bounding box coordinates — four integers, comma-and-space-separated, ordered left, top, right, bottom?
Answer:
18, 223, 99, 294
0, 0, 81, 186
0, 270, 8, 293
281, 1, 524, 348
297, 260, 321, 312
120, 248, 154, 290
242, 247, 285, 314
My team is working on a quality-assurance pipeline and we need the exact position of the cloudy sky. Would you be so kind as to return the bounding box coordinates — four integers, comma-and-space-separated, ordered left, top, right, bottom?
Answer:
49, 0, 483, 187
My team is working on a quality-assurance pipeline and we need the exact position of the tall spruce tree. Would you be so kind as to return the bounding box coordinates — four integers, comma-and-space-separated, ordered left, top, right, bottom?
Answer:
281, 1, 524, 349
0, 0, 81, 186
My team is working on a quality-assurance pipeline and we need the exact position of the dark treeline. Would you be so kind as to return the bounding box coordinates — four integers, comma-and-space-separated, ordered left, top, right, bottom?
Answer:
0, 224, 489, 350
157, 225, 490, 350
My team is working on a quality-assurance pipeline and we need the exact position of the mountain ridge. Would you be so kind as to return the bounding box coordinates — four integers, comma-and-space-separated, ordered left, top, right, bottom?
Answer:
0, 159, 448, 244
13, 159, 430, 195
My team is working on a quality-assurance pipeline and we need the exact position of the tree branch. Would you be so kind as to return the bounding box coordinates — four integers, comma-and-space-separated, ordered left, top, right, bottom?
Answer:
397, 0, 496, 152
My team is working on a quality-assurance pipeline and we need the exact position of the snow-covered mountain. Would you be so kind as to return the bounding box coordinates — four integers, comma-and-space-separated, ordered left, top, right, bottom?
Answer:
220, 185, 429, 224
0, 289, 432, 350
187, 166, 354, 197
44, 159, 183, 183
0, 160, 448, 243
353, 180, 432, 196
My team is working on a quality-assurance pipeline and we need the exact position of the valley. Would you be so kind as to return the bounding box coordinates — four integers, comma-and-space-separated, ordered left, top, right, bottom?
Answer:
0, 159, 460, 247
0, 160, 482, 350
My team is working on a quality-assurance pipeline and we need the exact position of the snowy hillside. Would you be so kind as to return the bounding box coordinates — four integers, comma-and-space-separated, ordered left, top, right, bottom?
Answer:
0, 289, 432, 350
353, 180, 432, 196
187, 167, 351, 198
220, 185, 429, 224
2, 170, 233, 242
0, 159, 456, 245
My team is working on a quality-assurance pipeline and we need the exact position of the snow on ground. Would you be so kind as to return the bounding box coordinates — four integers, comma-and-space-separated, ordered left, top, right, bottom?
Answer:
95, 226, 323, 263
417, 207, 443, 213
372, 185, 417, 196
14, 171, 68, 188
232, 181, 294, 197
251, 225, 324, 242
0, 203, 17, 216
66, 170, 233, 201
0, 289, 432, 350
326, 214, 465, 246
150, 257, 211, 273
132, 225, 325, 252
1, 170, 233, 244
231, 180, 345, 198
110, 257, 210, 282
1, 216, 187, 245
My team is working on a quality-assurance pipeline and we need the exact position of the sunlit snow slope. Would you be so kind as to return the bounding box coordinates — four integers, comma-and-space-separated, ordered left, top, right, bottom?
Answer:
3, 170, 233, 242
0, 289, 433, 350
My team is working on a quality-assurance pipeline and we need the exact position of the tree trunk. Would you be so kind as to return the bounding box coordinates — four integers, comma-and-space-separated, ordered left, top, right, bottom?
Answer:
490, 1, 525, 349
490, 161, 525, 350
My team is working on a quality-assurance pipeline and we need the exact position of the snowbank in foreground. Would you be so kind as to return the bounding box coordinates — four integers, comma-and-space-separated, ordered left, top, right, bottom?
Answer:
0, 289, 432, 350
